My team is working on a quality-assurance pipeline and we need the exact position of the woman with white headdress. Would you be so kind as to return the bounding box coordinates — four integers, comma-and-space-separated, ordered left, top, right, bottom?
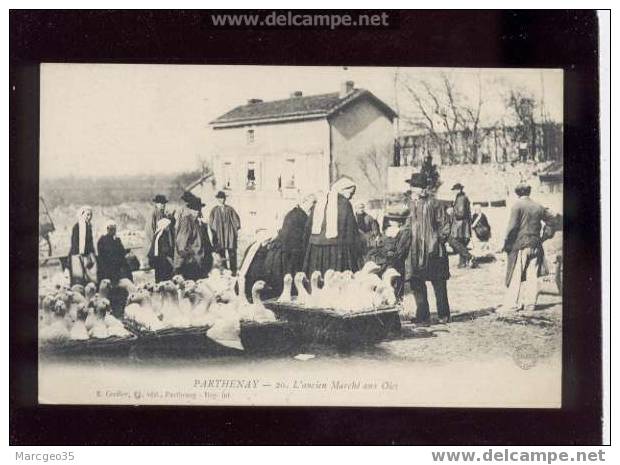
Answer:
302, 177, 363, 275
147, 217, 174, 282
69, 206, 97, 285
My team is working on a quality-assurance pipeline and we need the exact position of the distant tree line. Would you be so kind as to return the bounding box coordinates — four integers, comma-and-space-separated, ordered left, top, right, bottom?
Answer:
40, 170, 204, 208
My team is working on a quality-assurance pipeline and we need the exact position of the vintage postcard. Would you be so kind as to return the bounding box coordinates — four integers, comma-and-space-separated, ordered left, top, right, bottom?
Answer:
37, 64, 563, 407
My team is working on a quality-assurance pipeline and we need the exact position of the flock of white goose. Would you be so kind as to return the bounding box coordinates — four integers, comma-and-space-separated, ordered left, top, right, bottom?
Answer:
39, 280, 132, 342
278, 262, 400, 312
39, 261, 400, 349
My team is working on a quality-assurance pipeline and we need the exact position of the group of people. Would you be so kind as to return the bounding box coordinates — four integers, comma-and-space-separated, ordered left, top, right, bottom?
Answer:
66, 170, 557, 326
67, 190, 243, 291
242, 172, 556, 326
144, 190, 241, 283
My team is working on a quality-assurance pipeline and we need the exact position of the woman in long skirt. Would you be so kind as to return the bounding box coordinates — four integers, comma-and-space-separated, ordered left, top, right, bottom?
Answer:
303, 177, 364, 275
68, 206, 97, 286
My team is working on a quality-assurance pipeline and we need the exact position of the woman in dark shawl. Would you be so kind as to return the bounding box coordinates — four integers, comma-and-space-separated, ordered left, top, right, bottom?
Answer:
96, 220, 132, 284
471, 204, 492, 242
261, 195, 315, 295
302, 177, 363, 275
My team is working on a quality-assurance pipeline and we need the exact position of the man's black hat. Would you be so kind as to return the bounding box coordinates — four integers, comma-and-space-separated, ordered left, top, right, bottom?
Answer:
152, 194, 168, 204
181, 191, 205, 211
187, 196, 206, 211
405, 173, 428, 189
451, 183, 464, 190
215, 191, 227, 199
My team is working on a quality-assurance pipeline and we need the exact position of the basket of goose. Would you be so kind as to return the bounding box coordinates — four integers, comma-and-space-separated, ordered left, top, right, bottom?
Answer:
264, 263, 402, 348
123, 271, 286, 355
39, 282, 136, 355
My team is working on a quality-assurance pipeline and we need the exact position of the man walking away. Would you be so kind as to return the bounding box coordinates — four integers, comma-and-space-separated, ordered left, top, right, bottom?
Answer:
501, 183, 557, 312
401, 173, 452, 325
451, 183, 472, 268
209, 191, 241, 274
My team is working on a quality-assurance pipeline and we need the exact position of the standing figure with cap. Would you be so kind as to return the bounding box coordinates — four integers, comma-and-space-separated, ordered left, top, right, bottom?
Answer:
303, 177, 363, 275
209, 191, 241, 274
451, 182, 472, 268
144, 194, 175, 268
501, 183, 557, 312
355, 201, 381, 258
401, 173, 452, 325
174, 192, 209, 280
382, 205, 411, 300
97, 220, 133, 285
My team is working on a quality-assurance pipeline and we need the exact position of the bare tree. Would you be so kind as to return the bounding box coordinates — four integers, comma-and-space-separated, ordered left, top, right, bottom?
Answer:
460, 72, 487, 163
357, 145, 390, 194
506, 89, 537, 161
400, 71, 492, 165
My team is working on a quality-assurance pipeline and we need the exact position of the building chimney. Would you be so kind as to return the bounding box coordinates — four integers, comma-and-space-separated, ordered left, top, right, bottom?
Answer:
339, 80, 355, 98
290, 91, 303, 98
247, 98, 263, 104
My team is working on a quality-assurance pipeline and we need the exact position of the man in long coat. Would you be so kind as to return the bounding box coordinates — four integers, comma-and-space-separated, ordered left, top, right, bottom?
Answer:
502, 183, 557, 311
400, 173, 452, 325
451, 183, 472, 268
174, 193, 210, 280
209, 191, 241, 274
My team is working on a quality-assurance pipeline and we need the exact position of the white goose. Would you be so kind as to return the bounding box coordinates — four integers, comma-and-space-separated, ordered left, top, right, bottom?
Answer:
376, 268, 401, 307
277, 274, 293, 303
293, 272, 310, 306
240, 281, 277, 323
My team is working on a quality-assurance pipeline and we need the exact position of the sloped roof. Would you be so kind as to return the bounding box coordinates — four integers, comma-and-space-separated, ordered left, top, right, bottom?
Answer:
210, 89, 397, 127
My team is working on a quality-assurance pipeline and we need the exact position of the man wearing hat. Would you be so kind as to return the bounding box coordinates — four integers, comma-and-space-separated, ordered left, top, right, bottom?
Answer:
144, 194, 175, 269
401, 172, 452, 325
174, 191, 214, 280
209, 191, 241, 274
451, 182, 472, 268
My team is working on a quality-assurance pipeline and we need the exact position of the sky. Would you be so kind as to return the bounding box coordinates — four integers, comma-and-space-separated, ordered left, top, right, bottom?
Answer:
39, 64, 562, 179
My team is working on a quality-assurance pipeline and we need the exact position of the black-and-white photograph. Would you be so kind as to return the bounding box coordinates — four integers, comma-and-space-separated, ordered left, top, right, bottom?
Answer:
36, 64, 565, 407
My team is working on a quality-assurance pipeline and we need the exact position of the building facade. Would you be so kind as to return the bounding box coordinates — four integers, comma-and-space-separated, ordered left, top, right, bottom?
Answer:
203, 81, 397, 233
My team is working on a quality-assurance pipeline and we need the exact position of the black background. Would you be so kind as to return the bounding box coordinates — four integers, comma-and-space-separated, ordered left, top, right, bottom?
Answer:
10, 10, 603, 445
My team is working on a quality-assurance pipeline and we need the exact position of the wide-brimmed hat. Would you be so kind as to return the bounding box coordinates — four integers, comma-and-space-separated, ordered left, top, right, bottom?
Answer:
215, 190, 227, 199
187, 197, 206, 211
152, 194, 168, 204
181, 191, 195, 203
451, 183, 464, 190
181, 191, 205, 210
405, 173, 428, 189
